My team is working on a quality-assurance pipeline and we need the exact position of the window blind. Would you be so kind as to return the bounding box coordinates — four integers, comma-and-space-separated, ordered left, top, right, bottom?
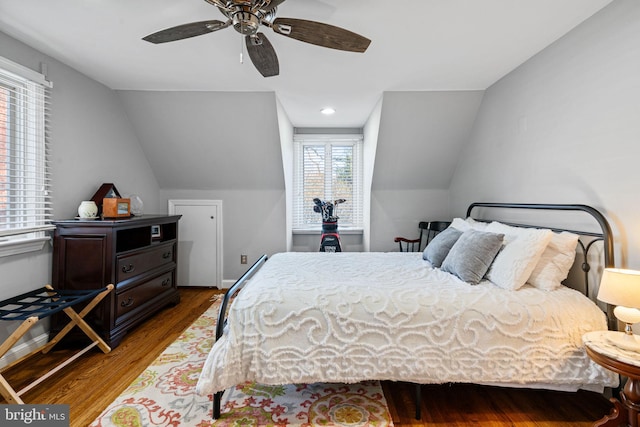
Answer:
293, 134, 363, 229
0, 57, 53, 241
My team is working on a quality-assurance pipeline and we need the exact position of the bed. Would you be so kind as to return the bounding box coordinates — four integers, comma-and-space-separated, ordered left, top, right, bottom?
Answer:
196, 203, 620, 419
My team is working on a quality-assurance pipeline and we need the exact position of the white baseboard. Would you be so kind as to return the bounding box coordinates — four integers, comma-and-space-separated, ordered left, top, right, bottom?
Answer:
0, 332, 50, 370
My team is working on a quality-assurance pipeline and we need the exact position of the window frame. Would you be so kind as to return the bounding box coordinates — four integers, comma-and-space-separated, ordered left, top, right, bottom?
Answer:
0, 56, 53, 257
292, 134, 363, 231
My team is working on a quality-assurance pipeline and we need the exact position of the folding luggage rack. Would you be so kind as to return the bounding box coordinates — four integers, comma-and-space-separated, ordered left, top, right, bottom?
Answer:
0, 284, 113, 404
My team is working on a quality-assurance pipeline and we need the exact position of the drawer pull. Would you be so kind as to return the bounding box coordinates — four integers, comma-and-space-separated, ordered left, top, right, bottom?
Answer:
121, 264, 135, 273
121, 297, 135, 307
162, 252, 172, 259
161, 278, 171, 287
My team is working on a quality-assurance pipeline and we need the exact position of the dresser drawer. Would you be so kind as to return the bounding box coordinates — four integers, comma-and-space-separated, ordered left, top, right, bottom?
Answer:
116, 271, 174, 321
117, 243, 175, 282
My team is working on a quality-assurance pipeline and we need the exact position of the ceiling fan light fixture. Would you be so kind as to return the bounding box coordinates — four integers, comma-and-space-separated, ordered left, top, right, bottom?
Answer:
321, 107, 336, 115
232, 11, 260, 35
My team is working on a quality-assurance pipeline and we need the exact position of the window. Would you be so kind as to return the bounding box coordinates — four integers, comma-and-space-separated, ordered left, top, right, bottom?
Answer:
293, 134, 363, 230
0, 57, 53, 256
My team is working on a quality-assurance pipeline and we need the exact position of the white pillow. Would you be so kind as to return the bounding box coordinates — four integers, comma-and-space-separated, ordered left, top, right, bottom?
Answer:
450, 217, 469, 231
484, 222, 553, 290
527, 231, 579, 291
465, 217, 488, 230
450, 217, 488, 232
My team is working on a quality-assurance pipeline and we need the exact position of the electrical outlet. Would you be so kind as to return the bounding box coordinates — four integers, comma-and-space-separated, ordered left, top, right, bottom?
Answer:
240, 254, 248, 264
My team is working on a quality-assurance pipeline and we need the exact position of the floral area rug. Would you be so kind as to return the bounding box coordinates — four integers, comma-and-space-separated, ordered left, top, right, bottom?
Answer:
90, 297, 393, 426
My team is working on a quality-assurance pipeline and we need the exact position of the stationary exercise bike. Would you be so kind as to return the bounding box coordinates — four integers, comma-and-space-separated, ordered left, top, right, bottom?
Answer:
313, 198, 346, 252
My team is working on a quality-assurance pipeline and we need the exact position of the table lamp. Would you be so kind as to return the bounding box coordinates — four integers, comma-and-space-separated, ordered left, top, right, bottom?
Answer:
597, 268, 640, 351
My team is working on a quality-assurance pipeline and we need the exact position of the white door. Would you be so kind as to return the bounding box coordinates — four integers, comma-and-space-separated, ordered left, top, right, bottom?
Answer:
169, 200, 222, 287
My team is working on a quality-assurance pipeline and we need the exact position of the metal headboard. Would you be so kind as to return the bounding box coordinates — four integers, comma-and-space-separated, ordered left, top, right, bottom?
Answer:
466, 203, 615, 301
467, 202, 614, 264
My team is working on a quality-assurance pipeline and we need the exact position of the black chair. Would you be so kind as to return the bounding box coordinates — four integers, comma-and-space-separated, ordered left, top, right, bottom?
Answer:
394, 221, 451, 252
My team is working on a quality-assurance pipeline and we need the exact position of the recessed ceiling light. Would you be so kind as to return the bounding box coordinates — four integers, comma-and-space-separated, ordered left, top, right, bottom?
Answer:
321, 107, 336, 115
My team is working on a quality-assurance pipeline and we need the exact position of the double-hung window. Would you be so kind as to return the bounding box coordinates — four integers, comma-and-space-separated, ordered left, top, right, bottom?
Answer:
293, 134, 363, 230
0, 57, 53, 256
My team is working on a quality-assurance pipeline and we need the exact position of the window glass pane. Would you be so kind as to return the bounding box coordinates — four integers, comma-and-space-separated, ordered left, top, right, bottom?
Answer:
293, 136, 363, 230
0, 58, 52, 241
0, 83, 11, 228
331, 145, 353, 225
302, 144, 325, 226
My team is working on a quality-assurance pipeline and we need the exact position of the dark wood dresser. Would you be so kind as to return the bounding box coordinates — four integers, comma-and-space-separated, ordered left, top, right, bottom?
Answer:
51, 215, 181, 348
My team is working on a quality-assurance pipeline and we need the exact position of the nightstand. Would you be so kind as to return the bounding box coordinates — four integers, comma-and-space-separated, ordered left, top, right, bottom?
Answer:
583, 331, 640, 427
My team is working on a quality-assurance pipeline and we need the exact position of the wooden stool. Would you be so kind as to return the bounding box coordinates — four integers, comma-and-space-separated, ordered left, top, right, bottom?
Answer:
0, 284, 113, 404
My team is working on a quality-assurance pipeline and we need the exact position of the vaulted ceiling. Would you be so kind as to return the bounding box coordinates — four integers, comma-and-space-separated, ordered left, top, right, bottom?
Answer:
0, 0, 613, 127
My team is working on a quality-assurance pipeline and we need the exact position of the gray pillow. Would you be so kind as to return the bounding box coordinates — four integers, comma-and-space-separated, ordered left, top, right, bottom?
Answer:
423, 227, 463, 267
441, 229, 504, 285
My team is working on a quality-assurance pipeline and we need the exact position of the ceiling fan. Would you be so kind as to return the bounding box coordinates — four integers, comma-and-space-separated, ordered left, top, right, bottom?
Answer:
142, 0, 371, 78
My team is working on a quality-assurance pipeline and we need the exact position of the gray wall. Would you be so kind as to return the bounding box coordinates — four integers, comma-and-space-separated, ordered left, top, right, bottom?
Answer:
370, 91, 484, 251
0, 31, 160, 363
160, 189, 286, 282
0, 31, 161, 297
450, 0, 640, 269
117, 90, 287, 279
116, 91, 284, 191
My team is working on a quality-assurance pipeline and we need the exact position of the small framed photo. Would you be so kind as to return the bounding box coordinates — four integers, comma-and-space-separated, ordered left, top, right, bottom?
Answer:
102, 197, 131, 218
151, 225, 162, 240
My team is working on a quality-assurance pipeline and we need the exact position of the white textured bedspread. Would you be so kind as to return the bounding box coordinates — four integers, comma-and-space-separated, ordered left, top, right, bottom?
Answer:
197, 252, 618, 395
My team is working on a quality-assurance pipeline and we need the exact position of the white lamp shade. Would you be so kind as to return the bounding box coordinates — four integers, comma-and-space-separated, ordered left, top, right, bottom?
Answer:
597, 268, 640, 308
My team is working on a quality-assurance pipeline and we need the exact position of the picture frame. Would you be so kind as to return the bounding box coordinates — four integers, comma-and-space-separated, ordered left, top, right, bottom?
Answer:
102, 198, 131, 218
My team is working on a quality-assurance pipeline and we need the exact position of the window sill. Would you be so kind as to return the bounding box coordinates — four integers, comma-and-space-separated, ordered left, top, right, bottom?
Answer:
293, 228, 363, 235
0, 236, 50, 257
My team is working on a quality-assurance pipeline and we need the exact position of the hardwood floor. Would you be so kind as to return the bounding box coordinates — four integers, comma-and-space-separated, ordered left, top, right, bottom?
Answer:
0, 287, 221, 426
1, 288, 615, 426
382, 382, 614, 426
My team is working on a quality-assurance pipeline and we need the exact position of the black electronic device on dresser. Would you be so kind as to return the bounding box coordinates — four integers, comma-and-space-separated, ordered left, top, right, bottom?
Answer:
51, 215, 181, 348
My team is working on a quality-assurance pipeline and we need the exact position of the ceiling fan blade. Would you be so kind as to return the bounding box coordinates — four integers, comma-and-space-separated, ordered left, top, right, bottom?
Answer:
142, 20, 229, 44
245, 33, 280, 77
272, 18, 370, 53
262, 0, 287, 12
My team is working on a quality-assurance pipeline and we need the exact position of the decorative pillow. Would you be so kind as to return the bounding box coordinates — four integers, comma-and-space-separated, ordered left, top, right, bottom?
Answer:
450, 217, 488, 232
484, 222, 553, 291
441, 229, 505, 285
465, 217, 489, 231
528, 231, 579, 291
450, 217, 470, 231
423, 227, 463, 267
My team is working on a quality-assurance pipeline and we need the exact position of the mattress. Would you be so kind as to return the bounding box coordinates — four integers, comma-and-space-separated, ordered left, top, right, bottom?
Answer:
196, 252, 618, 395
